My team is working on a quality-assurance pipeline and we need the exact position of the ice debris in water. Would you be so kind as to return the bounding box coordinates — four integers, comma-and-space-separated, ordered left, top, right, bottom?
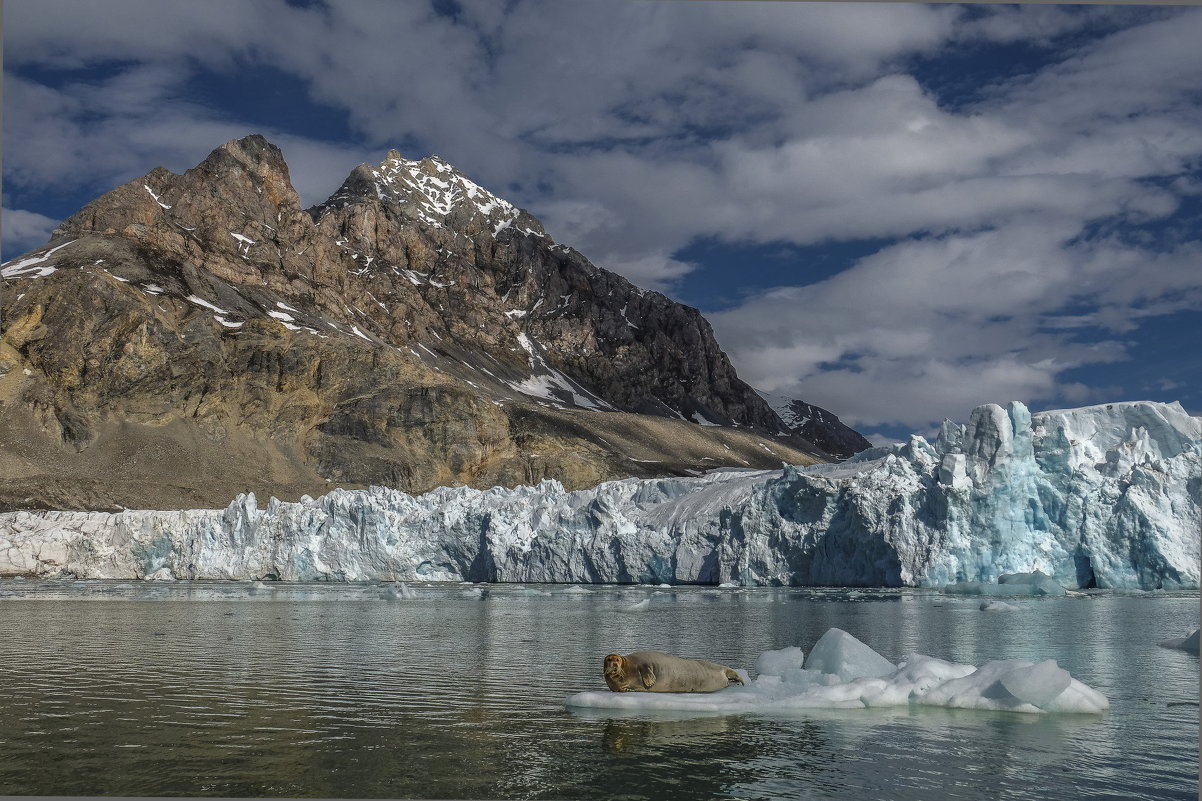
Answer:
564, 627, 1109, 715
944, 570, 1068, 597
1159, 628, 1200, 655
380, 582, 418, 600
980, 600, 1020, 612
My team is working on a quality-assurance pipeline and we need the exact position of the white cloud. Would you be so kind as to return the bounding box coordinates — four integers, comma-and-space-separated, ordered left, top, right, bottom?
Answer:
710, 213, 1199, 430
2, 208, 60, 255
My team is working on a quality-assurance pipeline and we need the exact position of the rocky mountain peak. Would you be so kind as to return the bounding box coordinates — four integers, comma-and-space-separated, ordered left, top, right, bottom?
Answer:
313, 149, 547, 240
53, 134, 306, 267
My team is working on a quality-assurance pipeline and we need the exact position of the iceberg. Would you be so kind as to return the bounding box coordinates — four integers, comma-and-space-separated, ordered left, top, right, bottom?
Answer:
1158, 628, 1200, 655
944, 570, 1068, 596
564, 628, 1109, 715
0, 401, 1197, 590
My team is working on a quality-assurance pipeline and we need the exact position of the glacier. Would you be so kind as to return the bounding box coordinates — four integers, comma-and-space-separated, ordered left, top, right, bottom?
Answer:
0, 400, 1198, 589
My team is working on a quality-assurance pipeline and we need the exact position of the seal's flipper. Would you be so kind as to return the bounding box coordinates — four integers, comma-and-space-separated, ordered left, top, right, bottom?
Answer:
638, 663, 657, 689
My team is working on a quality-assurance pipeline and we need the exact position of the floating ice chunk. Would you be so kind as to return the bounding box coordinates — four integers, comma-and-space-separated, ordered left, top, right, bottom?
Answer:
380, 582, 418, 600
945, 571, 1067, 597
1159, 628, 1200, 654
563, 585, 593, 594
980, 600, 1020, 611
565, 629, 1108, 715
623, 598, 650, 612
803, 628, 897, 682
1000, 659, 1072, 706
998, 570, 1067, 596
916, 658, 1105, 713
754, 646, 805, 677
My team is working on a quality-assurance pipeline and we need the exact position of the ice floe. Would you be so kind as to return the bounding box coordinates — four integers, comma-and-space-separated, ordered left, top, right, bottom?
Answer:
564, 628, 1109, 715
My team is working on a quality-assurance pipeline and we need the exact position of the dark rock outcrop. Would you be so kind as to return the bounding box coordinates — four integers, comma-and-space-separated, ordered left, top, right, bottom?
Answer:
756, 391, 872, 460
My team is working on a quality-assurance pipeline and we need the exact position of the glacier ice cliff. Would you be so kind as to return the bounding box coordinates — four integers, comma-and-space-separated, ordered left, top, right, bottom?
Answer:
1, 401, 1198, 589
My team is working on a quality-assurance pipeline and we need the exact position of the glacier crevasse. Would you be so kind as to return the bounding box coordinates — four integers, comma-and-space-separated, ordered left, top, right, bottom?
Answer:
1, 401, 1197, 589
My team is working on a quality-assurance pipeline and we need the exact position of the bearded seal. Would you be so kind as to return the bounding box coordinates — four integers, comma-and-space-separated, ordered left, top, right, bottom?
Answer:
603, 650, 744, 693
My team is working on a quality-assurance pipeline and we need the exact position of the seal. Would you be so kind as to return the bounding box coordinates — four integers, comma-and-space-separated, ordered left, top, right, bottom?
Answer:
603, 650, 744, 693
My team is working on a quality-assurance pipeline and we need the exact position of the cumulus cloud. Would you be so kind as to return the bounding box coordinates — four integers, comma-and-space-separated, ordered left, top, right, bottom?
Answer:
2, 208, 60, 255
710, 216, 1200, 429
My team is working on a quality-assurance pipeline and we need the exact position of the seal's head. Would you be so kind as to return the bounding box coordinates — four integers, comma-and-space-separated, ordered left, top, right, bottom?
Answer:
604, 653, 630, 691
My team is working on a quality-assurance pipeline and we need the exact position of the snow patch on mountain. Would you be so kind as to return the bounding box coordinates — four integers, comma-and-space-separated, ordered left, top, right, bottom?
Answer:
367, 152, 546, 239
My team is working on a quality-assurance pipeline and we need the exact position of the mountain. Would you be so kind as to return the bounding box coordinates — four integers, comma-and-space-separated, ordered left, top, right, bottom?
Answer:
0, 134, 864, 511
2, 401, 1196, 589
756, 390, 871, 460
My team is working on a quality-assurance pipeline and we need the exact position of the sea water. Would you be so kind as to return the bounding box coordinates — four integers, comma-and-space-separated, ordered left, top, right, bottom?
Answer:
0, 581, 1196, 800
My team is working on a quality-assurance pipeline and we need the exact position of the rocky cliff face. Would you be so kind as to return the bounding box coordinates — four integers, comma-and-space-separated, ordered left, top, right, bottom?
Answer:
0, 135, 857, 511
756, 390, 872, 460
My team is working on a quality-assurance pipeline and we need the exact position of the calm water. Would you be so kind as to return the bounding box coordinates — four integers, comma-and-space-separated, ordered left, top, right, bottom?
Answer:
0, 580, 1197, 800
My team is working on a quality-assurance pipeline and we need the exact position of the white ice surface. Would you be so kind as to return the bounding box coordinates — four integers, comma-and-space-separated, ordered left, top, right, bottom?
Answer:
564, 628, 1109, 715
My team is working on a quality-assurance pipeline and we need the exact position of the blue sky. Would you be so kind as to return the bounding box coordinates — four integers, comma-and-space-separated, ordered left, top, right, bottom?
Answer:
4, 1, 1200, 444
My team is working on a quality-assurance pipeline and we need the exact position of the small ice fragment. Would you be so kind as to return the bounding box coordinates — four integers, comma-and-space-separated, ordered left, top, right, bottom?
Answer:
997, 570, 1067, 596
623, 598, 651, 612
804, 628, 896, 681
754, 646, 805, 677
381, 582, 417, 600
999, 659, 1072, 706
1159, 628, 1200, 654
981, 600, 1019, 612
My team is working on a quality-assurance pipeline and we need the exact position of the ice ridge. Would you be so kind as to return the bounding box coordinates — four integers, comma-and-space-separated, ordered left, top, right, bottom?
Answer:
1, 401, 1197, 589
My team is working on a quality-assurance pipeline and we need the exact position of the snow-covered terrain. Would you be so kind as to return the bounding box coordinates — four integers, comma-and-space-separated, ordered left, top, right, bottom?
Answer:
1, 400, 1197, 589
564, 627, 1111, 714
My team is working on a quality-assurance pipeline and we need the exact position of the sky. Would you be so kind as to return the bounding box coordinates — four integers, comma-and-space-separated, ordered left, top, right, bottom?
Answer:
4, 0, 1201, 444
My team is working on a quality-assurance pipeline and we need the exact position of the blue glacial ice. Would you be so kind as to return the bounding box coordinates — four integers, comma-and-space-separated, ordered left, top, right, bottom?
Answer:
0, 400, 1197, 589
564, 627, 1110, 715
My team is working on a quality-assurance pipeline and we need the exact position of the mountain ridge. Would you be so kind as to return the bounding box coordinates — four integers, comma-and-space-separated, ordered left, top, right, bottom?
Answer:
1, 134, 864, 512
